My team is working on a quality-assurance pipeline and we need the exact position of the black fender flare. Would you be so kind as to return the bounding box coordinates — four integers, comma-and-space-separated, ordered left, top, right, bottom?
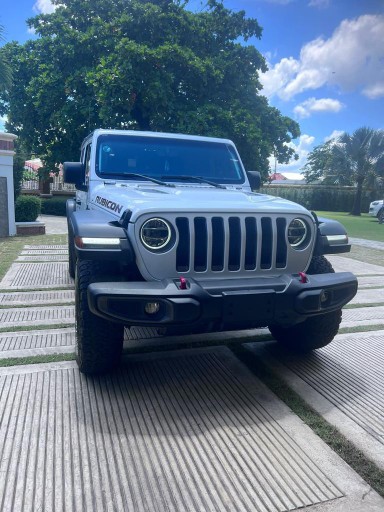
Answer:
69, 209, 134, 263
66, 198, 76, 233
312, 214, 351, 255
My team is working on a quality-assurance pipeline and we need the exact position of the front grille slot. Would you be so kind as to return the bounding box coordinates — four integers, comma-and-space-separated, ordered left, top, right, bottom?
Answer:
244, 217, 257, 270
194, 217, 208, 271
175, 215, 288, 274
228, 217, 241, 271
176, 217, 190, 272
260, 217, 273, 269
276, 217, 287, 268
211, 217, 224, 271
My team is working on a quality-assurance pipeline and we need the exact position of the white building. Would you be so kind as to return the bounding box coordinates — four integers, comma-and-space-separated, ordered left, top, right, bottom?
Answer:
0, 132, 17, 236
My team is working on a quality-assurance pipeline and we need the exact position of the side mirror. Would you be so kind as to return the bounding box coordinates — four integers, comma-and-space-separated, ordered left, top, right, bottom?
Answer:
63, 162, 86, 188
247, 171, 261, 190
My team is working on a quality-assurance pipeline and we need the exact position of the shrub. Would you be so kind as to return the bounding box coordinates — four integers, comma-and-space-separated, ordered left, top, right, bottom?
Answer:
15, 195, 41, 222
41, 196, 68, 216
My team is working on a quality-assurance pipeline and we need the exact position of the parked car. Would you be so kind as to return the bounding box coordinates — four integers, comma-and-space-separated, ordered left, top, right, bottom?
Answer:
368, 199, 384, 219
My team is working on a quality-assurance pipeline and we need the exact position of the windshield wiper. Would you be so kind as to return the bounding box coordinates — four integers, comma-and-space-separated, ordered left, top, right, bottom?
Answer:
101, 172, 175, 187
161, 175, 226, 189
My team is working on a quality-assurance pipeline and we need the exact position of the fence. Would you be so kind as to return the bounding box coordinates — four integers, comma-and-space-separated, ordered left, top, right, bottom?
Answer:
21, 175, 76, 194
50, 175, 76, 193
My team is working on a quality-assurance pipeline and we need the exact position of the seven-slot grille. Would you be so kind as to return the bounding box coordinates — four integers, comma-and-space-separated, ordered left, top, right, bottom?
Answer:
175, 215, 288, 273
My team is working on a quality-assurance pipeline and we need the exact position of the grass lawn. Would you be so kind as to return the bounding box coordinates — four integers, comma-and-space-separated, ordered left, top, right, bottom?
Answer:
0, 233, 67, 282
315, 211, 384, 242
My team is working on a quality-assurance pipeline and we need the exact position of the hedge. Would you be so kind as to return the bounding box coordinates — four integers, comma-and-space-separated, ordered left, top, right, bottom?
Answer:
260, 185, 377, 213
40, 196, 68, 216
15, 195, 41, 222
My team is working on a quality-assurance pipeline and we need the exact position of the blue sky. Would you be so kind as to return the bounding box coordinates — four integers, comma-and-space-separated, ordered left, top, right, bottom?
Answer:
1, 0, 384, 174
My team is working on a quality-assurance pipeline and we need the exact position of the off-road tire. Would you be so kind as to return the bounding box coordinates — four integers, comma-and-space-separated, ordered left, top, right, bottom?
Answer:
67, 222, 76, 279
306, 254, 334, 274
268, 255, 342, 352
75, 259, 124, 374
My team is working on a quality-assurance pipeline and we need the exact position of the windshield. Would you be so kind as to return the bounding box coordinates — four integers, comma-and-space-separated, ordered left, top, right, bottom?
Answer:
95, 134, 245, 184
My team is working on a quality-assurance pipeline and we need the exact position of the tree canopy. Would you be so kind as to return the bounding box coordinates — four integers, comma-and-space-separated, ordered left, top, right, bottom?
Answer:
303, 127, 384, 215
0, 25, 12, 92
0, 0, 300, 179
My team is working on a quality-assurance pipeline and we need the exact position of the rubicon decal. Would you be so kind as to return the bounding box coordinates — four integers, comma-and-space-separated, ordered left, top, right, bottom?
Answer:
95, 196, 123, 214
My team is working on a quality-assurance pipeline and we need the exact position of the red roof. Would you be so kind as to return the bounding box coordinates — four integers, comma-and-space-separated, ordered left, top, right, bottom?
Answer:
269, 172, 287, 181
24, 158, 42, 171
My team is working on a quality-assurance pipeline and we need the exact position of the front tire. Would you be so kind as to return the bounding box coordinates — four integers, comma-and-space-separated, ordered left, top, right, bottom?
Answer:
378, 208, 384, 224
268, 256, 342, 352
75, 260, 124, 374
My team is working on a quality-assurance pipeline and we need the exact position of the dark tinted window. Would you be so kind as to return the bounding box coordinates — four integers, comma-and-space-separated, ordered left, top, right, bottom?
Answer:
96, 135, 245, 184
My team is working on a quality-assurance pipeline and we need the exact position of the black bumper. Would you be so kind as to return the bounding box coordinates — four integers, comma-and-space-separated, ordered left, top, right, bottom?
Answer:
87, 272, 358, 329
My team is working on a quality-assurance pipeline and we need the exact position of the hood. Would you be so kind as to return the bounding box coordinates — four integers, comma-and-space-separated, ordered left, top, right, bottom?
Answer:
89, 181, 310, 220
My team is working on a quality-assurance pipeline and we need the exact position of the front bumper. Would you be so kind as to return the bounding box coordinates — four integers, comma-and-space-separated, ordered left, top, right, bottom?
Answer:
87, 272, 358, 329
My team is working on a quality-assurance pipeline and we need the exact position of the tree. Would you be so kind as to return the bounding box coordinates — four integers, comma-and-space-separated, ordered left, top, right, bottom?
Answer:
12, 140, 29, 199
0, 0, 300, 179
303, 127, 384, 215
302, 140, 353, 186
0, 25, 12, 92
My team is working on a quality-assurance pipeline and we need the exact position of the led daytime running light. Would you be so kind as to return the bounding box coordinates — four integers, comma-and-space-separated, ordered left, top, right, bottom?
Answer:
75, 236, 120, 249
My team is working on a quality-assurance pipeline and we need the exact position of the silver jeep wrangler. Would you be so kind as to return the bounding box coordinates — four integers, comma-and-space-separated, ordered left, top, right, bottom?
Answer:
64, 129, 357, 374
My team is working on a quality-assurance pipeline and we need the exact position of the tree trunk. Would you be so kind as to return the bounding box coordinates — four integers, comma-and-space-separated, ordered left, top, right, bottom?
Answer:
130, 93, 151, 131
39, 177, 53, 195
350, 178, 364, 216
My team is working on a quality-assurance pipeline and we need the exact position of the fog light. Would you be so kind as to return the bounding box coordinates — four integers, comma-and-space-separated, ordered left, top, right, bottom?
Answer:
144, 302, 161, 315
320, 290, 329, 303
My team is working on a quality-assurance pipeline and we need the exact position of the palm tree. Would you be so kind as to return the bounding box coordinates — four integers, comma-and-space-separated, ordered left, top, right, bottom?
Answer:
0, 24, 12, 92
334, 127, 384, 215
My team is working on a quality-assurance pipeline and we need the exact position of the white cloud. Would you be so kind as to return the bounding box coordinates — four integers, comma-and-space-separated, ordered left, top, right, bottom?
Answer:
33, 0, 56, 14
29, 0, 57, 32
293, 97, 344, 118
324, 130, 344, 142
259, 57, 299, 98
260, 14, 384, 100
363, 83, 384, 99
269, 133, 315, 172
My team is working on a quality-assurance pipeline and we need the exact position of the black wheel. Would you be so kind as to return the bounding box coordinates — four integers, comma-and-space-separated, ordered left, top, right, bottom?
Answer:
268, 255, 341, 352
306, 254, 334, 274
75, 259, 124, 374
378, 208, 384, 224
67, 221, 76, 279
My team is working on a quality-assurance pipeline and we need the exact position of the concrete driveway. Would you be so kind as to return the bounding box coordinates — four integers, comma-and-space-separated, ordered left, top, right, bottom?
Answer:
0, 221, 383, 511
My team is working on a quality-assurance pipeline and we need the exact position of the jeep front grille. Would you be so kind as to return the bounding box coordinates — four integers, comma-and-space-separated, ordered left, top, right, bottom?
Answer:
175, 215, 288, 273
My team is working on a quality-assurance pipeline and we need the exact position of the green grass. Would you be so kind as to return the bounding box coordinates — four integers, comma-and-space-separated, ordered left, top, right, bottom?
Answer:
315, 211, 384, 242
0, 353, 75, 367
339, 324, 384, 334
0, 302, 75, 310
344, 302, 384, 309
0, 233, 68, 282
0, 323, 74, 334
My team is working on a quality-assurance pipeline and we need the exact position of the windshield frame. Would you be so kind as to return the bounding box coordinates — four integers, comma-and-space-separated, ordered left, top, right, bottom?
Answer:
95, 134, 246, 185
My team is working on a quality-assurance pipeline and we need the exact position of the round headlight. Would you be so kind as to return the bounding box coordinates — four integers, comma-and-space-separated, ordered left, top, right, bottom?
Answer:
288, 218, 308, 247
140, 218, 172, 250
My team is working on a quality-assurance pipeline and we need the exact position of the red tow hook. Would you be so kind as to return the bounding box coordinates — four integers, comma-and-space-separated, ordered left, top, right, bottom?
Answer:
298, 272, 308, 283
179, 277, 188, 290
